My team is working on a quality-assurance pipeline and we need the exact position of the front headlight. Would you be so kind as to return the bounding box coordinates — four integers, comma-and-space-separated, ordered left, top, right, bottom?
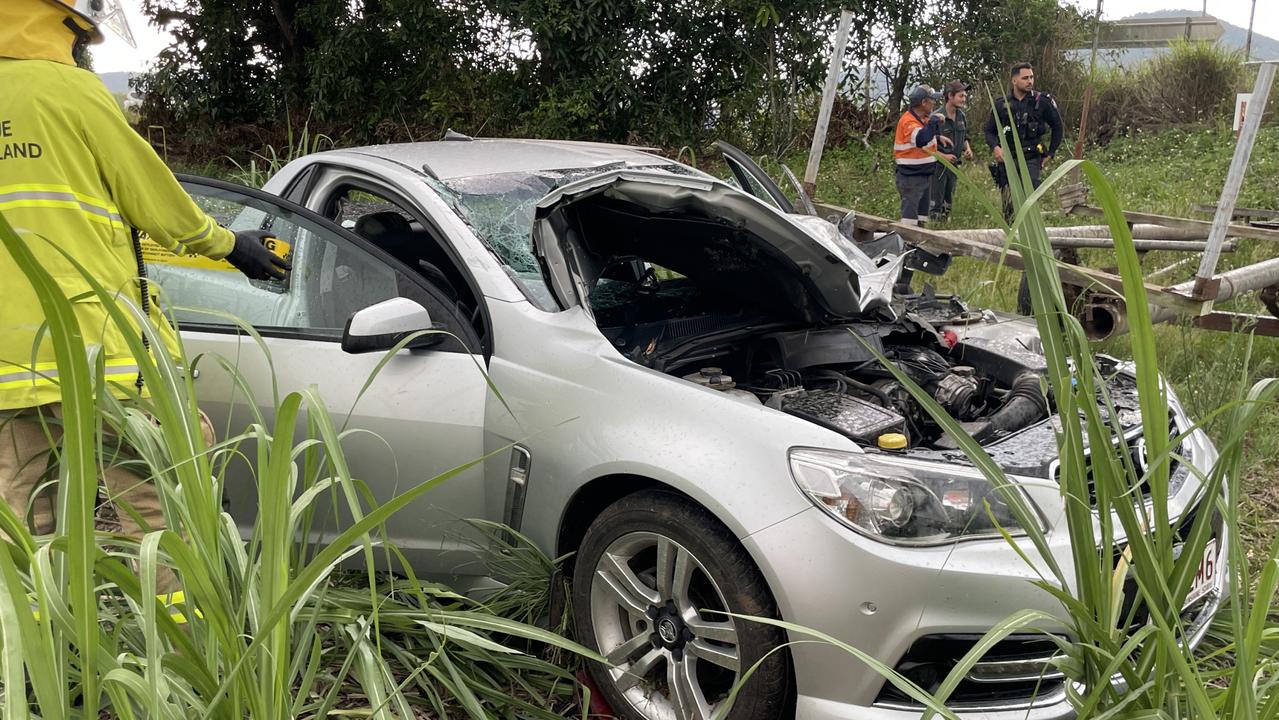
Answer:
789, 448, 1044, 546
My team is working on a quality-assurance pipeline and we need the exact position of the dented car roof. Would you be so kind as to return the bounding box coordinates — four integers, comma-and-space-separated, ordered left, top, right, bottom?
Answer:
342, 138, 672, 181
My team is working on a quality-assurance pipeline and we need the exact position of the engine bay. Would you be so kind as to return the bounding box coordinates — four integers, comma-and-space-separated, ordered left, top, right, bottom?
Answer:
540, 177, 1059, 455
598, 282, 1052, 452
531, 168, 1167, 486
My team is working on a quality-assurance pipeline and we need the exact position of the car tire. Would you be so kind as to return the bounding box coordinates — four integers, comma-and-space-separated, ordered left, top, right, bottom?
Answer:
572, 490, 789, 720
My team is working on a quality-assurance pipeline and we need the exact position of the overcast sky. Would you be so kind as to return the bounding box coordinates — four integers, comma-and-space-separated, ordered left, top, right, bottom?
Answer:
92, 0, 1278, 73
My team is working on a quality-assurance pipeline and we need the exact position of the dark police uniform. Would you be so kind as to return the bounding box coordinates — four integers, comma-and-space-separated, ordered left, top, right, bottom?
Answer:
984, 90, 1066, 314
983, 91, 1063, 217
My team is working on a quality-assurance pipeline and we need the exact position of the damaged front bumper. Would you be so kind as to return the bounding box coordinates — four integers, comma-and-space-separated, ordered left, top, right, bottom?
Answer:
745, 416, 1225, 720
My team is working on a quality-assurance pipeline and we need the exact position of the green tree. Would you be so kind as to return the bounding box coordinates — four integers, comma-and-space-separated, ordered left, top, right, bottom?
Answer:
135, 0, 842, 151
924, 0, 1087, 102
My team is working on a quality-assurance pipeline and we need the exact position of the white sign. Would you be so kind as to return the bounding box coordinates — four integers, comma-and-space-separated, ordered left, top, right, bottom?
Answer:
1234, 93, 1252, 133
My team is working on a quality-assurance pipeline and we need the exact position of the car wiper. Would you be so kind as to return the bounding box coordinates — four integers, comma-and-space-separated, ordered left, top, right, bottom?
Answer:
650, 319, 792, 372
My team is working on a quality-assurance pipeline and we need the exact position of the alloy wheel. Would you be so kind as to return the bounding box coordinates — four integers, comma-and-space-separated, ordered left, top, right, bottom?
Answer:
588, 531, 742, 720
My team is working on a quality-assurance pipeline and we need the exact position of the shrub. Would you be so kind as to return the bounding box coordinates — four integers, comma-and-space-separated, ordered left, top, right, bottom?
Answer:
1086, 41, 1245, 143
1139, 40, 1246, 125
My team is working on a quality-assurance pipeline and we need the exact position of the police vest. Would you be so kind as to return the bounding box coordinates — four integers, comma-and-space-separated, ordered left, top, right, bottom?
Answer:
995, 93, 1049, 144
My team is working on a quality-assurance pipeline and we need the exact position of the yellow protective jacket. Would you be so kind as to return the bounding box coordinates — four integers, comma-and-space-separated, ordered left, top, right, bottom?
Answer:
0, 1, 234, 411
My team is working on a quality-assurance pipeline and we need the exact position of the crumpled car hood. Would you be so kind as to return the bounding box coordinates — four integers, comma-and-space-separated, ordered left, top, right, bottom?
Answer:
531, 170, 903, 321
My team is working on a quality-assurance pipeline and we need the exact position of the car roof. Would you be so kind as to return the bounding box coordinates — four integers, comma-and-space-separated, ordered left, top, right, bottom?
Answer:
336, 138, 673, 181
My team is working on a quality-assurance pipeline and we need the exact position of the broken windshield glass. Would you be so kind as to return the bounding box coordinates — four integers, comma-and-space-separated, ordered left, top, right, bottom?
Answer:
429, 163, 697, 310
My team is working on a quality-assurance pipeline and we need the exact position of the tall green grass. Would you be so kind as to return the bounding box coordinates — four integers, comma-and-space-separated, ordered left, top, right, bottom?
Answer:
0, 208, 596, 718
226, 117, 335, 189
727, 106, 1279, 718
957, 119, 1279, 717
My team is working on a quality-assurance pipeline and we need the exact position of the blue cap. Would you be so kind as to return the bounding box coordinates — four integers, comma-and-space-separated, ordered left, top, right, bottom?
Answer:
908, 85, 943, 106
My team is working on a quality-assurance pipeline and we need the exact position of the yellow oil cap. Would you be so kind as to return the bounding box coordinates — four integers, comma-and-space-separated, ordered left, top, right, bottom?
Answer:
877, 433, 908, 450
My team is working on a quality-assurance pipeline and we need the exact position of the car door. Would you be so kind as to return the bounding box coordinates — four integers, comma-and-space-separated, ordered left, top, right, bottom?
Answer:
147, 176, 491, 579
715, 140, 795, 212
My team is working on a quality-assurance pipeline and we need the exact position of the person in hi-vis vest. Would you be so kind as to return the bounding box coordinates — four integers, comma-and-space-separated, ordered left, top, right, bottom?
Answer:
0, 0, 289, 591
892, 84, 953, 226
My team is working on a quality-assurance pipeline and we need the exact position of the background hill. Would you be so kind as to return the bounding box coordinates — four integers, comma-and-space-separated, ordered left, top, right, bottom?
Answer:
1093, 9, 1279, 66
97, 71, 134, 94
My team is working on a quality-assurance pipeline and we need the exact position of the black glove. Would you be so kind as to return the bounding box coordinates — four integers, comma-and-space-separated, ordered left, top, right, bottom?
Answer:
227, 229, 291, 281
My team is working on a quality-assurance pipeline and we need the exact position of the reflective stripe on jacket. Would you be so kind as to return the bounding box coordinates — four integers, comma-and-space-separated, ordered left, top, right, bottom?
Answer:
893, 109, 938, 175
895, 109, 936, 168
0, 1, 235, 410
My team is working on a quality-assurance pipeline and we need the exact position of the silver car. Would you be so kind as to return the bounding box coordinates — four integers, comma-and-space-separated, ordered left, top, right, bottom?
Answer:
155, 138, 1226, 720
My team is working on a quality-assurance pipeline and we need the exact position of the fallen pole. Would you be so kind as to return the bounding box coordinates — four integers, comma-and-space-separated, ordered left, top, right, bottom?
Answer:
934, 224, 1217, 242
1081, 255, 1279, 339
1166, 254, 1279, 313
1191, 203, 1279, 222
1070, 204, 1279, 243
1048, 238, 1236, 252
913, 228, 1234, 251
844, 209, 1207, 315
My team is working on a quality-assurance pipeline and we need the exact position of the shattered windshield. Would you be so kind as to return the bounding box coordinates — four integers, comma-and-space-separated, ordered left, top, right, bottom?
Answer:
431, 163, 699, 310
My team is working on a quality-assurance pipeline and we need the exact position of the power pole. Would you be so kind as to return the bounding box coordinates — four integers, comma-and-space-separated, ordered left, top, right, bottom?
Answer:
1072, 0, 1104, 162
803, 9, 856, 197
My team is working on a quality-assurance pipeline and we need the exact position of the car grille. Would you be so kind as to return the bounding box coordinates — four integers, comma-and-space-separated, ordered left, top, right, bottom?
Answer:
874, 634, 1066, 709
1113, 503, 1220, 631
876, 503, 1220, 711
1050, 420, 1190, 507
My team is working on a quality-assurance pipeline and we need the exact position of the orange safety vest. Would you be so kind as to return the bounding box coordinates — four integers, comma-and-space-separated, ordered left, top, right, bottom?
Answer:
893, 110, 937, 169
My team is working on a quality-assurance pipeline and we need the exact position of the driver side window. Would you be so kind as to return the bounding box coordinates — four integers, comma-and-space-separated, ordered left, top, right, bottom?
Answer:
149, 181, 419, 340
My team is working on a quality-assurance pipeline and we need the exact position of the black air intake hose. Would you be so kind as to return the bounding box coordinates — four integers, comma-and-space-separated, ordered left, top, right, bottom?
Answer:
933, 372, 1049, 449
987, 372, 1049, 435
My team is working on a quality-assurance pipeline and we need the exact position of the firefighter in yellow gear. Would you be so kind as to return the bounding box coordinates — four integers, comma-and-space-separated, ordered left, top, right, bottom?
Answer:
0, 0, 289, 589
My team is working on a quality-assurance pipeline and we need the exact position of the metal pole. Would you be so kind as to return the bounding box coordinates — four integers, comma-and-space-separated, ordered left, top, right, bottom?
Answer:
1159, 255, 1279, 325
935, 224, 1210, 241
1193, 60, 1276, 301
1245, 0, 1257, 60
1048, 238, 1235, 252
1084, 254, 1279, 340
803, 9, 855, 197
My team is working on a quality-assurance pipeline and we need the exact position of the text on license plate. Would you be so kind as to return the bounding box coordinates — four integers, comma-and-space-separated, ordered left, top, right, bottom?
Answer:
1186, 538, 1219, 607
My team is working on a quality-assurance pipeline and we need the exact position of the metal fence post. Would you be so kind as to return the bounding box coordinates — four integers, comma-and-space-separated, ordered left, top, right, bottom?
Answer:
1193, 60, 1275, 302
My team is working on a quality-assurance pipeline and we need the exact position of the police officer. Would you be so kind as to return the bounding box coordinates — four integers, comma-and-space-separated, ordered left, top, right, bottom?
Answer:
0, 1, 289, 582
984, 62, 1064, 219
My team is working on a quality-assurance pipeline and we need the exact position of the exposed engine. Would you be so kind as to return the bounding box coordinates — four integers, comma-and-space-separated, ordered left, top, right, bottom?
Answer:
627, 293, 1051, 452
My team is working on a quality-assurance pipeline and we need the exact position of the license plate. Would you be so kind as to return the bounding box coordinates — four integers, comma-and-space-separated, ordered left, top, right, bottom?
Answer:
1186, 538, 1219, 607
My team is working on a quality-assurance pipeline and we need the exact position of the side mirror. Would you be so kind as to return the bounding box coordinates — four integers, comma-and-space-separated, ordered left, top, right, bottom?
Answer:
341, 297, 444, 354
